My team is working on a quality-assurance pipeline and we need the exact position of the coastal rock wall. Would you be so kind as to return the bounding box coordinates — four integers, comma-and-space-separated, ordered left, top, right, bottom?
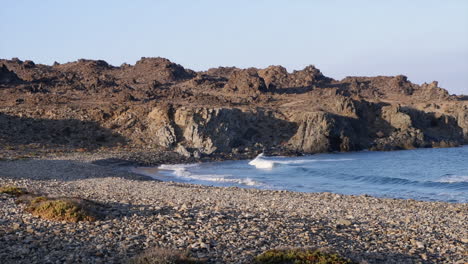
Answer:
143, 102, 464, 156
286, 111, 361, 153
457, 107, 468, 143
146, 106, 297, 155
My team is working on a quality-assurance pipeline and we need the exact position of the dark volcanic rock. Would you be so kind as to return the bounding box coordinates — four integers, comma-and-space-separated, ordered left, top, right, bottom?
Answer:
0, 64, 22, 84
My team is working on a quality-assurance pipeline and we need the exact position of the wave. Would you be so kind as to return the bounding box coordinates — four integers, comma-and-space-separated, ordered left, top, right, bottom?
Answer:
158, 164, 260, 186
319, 172, 467, 189
248, 153, 354, 169
436, 175, 468, 183
248, 153, 276, 169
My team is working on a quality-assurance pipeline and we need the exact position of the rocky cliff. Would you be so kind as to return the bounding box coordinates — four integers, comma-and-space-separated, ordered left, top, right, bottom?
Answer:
0, 57, 466, 158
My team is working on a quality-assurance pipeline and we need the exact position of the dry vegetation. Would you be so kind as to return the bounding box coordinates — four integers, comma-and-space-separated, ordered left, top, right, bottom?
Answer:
128, 247, 204, 264
24, 196, 100, 222
1, 185, 101, 223
0, 185, 28, 196
254, 248, 355, 264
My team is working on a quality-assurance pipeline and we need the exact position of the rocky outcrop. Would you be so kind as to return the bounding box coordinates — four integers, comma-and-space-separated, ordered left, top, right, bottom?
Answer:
371, 105, 463, 150
257, 66, 290, 90
0, 65, 21, 85
258, 65, 331, 90
224, 69, 269, 95
341, 75, 452, 101
124, 57, 195, 84
146, 106, 296, 155
287, 111, 360, 153
414, 81, 451, 101
142, 103, 464, 156
456, 105, 468, 143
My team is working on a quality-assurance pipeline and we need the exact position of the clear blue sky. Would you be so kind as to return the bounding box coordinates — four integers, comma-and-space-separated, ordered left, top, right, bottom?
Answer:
1, 0, 467, 94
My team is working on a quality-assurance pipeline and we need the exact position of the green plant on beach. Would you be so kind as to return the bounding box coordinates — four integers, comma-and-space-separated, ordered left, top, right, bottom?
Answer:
128, 247, 204, 264
26, 197, 99, 223
0, 186, 28, 196
254, 248, 355, 264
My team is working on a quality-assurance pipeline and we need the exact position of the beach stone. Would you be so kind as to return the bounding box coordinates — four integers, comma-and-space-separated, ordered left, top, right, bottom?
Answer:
336, 219, 352, 227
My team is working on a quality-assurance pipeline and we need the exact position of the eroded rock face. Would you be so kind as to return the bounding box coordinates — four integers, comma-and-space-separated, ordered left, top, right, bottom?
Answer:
143, 102, 464, 156
147, 106, 296, 155
287, 111, 360, 153
147, 106, 177, 148
456, 105, 468, 143
372, 105, 463, 150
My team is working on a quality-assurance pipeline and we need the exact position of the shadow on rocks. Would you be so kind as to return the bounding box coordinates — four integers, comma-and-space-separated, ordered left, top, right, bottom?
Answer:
0, 159, 153, 181
0, 113, 126, 150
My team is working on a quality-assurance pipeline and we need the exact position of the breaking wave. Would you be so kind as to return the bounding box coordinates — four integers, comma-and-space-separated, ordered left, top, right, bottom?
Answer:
436, 175, 468, 183
248, 153, 354, 169
158, 164, 260, 186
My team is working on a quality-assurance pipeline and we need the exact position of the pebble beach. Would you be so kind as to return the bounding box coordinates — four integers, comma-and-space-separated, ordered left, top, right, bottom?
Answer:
0, 155, 467, 264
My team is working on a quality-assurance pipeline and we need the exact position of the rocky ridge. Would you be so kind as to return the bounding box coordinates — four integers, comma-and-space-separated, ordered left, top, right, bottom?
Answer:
0, 57, 466, 158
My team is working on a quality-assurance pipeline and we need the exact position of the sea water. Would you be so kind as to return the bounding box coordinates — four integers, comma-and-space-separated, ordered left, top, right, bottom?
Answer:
134, 146, 468, 203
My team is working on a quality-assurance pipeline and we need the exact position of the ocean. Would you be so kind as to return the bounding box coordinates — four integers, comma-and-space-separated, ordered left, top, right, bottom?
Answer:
134, 146, 468, 203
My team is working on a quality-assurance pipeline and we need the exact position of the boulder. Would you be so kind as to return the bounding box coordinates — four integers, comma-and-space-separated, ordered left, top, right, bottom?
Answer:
224, 69, 268, 95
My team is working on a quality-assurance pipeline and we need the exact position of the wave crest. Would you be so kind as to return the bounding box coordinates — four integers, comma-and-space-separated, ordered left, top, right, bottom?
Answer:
248, 153, 354, 169
158, 164, 260, 186
436, 175, 468, 183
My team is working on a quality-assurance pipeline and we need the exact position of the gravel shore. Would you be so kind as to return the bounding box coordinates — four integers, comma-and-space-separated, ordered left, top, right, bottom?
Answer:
0, 156, 467, 264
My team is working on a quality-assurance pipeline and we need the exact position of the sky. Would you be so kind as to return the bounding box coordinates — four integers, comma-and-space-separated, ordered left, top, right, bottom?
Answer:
1, 0, 467, 95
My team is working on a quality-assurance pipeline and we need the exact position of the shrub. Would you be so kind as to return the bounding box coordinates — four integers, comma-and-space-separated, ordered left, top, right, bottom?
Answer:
0, 186, 28, 196
25, 197, 100, 222
254, 248, 355, 264
128, 247, 203, 264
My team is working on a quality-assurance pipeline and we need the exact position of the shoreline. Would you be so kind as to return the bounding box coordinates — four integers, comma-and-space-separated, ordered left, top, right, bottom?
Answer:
129, 146, 468, 204
1, 153, 467, 263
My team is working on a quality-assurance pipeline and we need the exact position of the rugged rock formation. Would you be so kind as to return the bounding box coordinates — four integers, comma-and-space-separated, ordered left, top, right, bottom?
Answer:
258, 65, 331, 91
0, 57, 466, 157
224, 69, 269, 95
121, 57, 195, 84
147, 106, 296, 155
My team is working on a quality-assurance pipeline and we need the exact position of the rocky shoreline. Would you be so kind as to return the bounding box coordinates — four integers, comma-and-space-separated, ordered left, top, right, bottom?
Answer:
0, 153, 467, 264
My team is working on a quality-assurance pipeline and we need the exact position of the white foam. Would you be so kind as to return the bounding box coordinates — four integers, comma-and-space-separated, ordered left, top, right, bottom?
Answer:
158, 164, 199, 170
248, 153, 354, 169
158, 163, 260, 186
436, 175, 468, 183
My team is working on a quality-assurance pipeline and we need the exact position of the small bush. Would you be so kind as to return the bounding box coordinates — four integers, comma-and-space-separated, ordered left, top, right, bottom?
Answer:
128, 247, 203, 264
254, 248, 354, 264
26, 197, 100, 222
0, 186, 28, 196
